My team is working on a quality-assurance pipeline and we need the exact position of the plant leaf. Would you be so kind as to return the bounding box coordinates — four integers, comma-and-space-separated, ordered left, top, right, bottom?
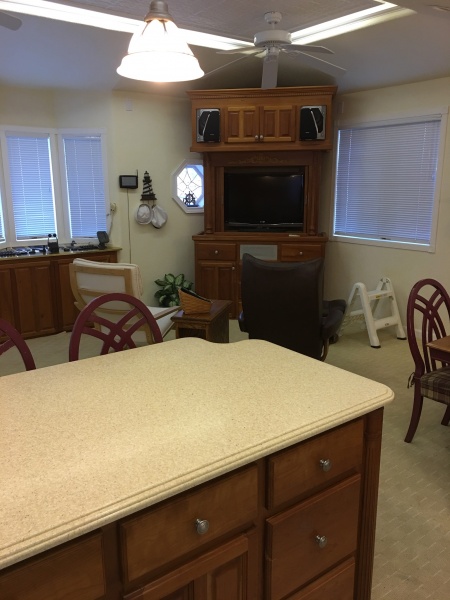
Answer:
174, 274, 184, 286
165, 273, 175, 284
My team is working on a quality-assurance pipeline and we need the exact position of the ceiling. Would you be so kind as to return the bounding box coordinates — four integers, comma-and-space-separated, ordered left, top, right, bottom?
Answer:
0, 0, 450, 97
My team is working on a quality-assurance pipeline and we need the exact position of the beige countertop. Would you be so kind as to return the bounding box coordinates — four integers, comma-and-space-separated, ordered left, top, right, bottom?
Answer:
0, 338, 394, 570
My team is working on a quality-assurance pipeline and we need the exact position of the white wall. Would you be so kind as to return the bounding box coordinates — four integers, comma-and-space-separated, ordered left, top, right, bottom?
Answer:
320, 76, 450, 323
0, 86, 204, 306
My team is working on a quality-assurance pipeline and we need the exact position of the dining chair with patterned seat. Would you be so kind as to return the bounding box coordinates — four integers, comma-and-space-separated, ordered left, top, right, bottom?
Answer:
69, 292, 163, 361
405, 278, 450, 442
0, 318, 36, 373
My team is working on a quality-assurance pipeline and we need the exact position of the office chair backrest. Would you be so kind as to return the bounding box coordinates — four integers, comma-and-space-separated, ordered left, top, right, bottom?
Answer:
0, 318, 36, 372
241, 254, 324, 359
69, 292, 163, 361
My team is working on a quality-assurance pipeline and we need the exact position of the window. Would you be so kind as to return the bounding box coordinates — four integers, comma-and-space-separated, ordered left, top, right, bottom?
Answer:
0, 127, 108, 245
171, 159, 204, 214
332, 112, 446, 251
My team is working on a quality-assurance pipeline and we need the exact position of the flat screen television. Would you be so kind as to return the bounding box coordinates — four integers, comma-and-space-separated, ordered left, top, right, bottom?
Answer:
224, 167, 305, 232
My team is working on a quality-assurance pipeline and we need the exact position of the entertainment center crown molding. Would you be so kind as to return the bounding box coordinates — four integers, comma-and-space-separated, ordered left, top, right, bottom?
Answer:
187, 86, 337, 317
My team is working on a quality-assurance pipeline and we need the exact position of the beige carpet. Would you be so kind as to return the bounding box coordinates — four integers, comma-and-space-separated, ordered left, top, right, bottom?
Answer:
1, 322, 449, 599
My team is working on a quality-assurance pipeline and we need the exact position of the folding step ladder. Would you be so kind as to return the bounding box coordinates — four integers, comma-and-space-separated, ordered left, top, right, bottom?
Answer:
339, 277, 406, 348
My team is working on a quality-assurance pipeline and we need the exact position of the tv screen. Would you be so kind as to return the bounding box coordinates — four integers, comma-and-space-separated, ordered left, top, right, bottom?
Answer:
224, 167, 305, 232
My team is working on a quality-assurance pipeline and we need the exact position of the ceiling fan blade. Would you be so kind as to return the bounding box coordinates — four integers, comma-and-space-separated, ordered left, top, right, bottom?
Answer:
202, 54, 253, 80
261, 54, 279, 89
0, 11, 22, 30
217, 47, 260, 56
283, 49, 346, 77
288, 43, 334, 55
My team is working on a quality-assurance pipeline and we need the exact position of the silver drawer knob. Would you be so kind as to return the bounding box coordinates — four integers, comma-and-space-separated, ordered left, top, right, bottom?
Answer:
214, 250, 219, 255
315, 535, 328, 549
195, 518, 209, 535
319, 458, 332, 472
254, 135, 259, 141
299, 251, 303, 255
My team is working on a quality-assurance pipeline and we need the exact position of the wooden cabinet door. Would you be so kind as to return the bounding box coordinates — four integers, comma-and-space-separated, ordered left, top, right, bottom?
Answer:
0, 265, 16, 326
260, 105, 296, 143
13, 260, 56, 337
196, 260, 237, 316
124, 532, 258, 600
224, 106, 259, 143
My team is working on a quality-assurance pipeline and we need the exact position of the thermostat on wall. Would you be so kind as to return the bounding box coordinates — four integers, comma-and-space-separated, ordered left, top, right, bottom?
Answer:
119, 175, 138, 189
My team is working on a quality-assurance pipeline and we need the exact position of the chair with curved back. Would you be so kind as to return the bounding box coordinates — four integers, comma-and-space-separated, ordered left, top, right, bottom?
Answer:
0, 318, 36, 372
69, 258, 178, 342
69, 292, 163, 361
238, 254, 346, 361
405, 278, 450, 442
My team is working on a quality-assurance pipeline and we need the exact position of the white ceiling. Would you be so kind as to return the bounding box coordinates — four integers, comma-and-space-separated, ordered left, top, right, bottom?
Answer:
0, 0, 450, 96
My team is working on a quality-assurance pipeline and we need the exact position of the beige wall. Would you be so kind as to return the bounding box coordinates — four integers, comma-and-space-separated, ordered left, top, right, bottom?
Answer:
2, 77, 450, 318
320, 76, 450, 324
0, 86, 204, 306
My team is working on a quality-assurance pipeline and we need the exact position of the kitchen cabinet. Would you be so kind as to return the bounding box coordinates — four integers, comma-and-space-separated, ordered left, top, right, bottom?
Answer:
0, 249, 118, 338
224, 103, 296, 145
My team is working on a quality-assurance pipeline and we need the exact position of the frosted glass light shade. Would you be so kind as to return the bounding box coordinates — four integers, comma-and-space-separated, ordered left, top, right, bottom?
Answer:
117, 19, 204, 82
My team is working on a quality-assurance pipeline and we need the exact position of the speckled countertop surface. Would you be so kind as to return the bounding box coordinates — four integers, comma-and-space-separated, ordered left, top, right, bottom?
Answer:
0, 338, 394, 570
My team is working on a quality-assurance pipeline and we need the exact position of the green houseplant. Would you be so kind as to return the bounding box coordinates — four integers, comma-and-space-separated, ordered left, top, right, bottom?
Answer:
154, 273, 193, 307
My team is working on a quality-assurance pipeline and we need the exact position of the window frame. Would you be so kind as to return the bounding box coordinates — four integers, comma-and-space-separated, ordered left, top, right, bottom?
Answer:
171, 158, 204, 214
330, 107, 448, 252
0, 125, 109, 247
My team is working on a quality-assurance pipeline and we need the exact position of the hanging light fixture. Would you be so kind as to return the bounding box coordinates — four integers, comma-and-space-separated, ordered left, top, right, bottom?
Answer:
117, 0, 204, 83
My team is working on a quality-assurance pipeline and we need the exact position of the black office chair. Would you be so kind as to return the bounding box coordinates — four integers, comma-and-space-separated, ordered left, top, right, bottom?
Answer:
238, 254, 346, 360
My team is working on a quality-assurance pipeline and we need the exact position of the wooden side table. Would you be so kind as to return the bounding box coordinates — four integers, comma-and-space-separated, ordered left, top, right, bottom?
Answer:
171, 299, 232, 343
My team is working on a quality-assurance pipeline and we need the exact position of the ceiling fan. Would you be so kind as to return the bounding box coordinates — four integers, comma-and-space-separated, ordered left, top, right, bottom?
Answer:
217, 11, 345, 89
0, 11, 22, 30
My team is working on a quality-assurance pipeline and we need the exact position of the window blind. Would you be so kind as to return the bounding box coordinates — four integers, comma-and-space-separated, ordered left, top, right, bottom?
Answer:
6, 134, 56, 240
334, 117, 441, 246
62, 135, 107, 238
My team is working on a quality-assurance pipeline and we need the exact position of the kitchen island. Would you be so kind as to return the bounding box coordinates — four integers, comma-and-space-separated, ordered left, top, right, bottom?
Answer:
0, 338, 393, 599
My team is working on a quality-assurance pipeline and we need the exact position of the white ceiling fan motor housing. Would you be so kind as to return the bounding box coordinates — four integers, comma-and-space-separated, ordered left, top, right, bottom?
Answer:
254, 29, 292, 48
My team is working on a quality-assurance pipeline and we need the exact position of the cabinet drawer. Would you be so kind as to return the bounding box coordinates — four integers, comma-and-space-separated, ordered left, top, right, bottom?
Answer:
196, 243, 236, 261
0, 533, 105, 600
287, 558, 355, 599
280, 244, 322, 261
120, 465, 258, 583
267, 418, 364, 508
266, 475, 361, 600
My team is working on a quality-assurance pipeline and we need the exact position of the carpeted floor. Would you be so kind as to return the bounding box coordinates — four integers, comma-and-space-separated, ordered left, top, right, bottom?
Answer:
1, 321, 449, 598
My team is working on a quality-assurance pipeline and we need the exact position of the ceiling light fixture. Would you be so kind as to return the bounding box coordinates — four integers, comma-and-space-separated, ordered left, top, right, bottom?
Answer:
116, 0, 204, 83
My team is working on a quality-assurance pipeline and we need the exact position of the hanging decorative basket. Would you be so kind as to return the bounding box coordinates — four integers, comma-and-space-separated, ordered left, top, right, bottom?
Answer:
179, 289, 212, 314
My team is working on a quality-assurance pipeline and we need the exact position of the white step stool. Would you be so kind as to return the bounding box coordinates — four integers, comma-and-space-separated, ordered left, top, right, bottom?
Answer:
339, 277, 406, 348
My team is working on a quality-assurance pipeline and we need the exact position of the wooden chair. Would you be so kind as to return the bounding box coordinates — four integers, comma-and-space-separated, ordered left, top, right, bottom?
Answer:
405, 278, 450, 442
0, 318, 36, 372
69, 292, 163, 361
69, 258, 178, 342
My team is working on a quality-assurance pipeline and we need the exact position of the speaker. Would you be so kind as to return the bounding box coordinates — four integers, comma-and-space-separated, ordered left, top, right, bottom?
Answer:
196, 109, 220, 142
300, 106, 326, 141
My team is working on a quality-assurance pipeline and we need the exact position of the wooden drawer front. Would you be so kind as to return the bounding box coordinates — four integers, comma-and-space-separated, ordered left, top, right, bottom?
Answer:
267, 419, 364, 509
196, 243, 236, 261
279, 244, 323, 262
287, 558, 355, 599
0, 533, 105, 600
266, 475, 361, 600
121, 465, 258, 583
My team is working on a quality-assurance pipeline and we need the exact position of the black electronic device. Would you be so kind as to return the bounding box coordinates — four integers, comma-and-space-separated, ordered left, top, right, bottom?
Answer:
224, 166, 305, 232
119, 175, 138, 189
97, 231, 109, 249
300, 106, 326, 141
196, 109, 220, 142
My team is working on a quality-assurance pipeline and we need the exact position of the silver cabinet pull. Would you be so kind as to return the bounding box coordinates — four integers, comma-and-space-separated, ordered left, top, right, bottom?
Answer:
315, 535, 328, 549
260, 134, 264, 141
254, 135, 259, 141
214, 250, 219, 255
195, 518, 209, 535
319, 458, 332, 472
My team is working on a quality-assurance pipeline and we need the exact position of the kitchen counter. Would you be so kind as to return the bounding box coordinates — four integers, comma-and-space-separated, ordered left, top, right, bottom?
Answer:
0, 338, 393, 573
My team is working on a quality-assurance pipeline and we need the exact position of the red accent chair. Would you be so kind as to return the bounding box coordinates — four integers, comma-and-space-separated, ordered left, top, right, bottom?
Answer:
405, 278, 450, 442
69, 292, 163, 362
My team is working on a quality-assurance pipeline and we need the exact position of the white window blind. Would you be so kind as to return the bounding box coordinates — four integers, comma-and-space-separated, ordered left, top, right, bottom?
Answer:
62, 135, 107, 238
0, 194, 4, 242
6, 134, 56, 240
334, 116, 441, 247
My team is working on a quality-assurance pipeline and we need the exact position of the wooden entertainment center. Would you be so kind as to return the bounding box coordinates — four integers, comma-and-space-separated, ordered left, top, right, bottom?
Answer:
187, 86, 337, 317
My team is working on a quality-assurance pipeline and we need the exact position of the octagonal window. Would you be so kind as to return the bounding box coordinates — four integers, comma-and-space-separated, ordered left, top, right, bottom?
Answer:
172, 159, 204, 214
